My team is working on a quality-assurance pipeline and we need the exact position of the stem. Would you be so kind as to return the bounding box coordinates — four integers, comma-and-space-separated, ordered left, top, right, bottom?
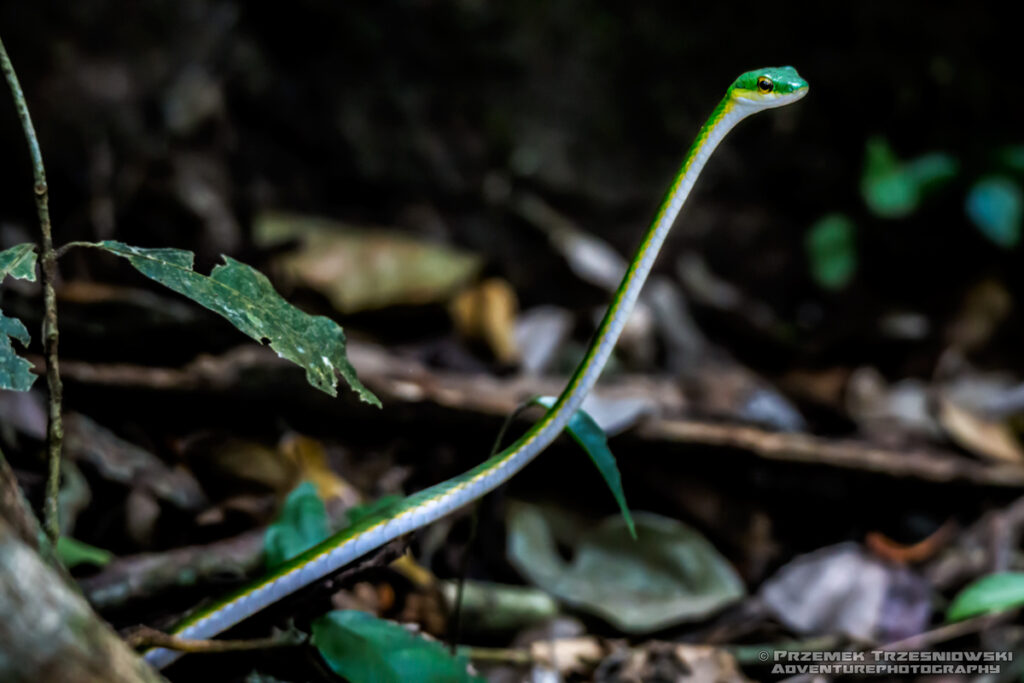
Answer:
0, 36, 64, 543
125, 625, 306, 654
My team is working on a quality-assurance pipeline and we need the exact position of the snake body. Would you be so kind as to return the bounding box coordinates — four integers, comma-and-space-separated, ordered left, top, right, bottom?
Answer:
144, 66, 808, 669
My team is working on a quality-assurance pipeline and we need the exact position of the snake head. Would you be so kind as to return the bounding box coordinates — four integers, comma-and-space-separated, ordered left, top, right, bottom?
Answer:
730, 66, 809, 108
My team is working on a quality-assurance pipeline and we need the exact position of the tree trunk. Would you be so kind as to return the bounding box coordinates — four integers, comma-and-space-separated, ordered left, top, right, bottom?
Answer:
0, 517, 166, 683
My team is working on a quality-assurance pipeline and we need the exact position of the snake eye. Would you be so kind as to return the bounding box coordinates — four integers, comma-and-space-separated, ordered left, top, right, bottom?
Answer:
757, 76, 774, 93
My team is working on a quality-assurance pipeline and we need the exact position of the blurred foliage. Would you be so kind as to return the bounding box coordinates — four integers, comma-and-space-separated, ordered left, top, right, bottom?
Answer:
860, 137, 957, 219
55, 536, 113, 569
264, 481, 329, 571
948, 572, 1024, 622
312, 610, 482, 683
805, 213, 857, 290
965, 177, 1022, 248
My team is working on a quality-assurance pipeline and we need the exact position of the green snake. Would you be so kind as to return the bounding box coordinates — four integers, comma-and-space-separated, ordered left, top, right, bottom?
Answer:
144, 66, 808, 669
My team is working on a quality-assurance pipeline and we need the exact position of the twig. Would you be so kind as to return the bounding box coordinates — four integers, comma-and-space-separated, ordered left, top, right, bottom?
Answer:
54, 240, 97, 260
877, 611, 1014, 652
124, 625, 305, 654
0, 36, 64, 543
458, 646, 533, 665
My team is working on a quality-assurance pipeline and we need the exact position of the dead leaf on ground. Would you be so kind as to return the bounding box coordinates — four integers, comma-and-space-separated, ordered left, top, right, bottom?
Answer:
507, 504, 745, 634
190, 437, 297, 495
937, 396, 1024, 463
449, 278, 520, 363
278, 432, 357, 503
254, 211, 482, 313
760, 542, 931, 643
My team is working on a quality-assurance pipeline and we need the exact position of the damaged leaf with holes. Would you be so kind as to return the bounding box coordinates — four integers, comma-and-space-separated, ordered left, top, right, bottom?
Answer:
0, 243, 38, 391
85, 241, 379, 404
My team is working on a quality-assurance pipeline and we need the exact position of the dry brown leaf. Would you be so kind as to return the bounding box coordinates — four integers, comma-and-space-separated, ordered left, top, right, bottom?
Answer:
201, 438, 298, 494
254, 211, 482, 313
278, 433, 355, 502
938, 396, 1024, 463
530, 637, 606, 675
449, 278, 520, 363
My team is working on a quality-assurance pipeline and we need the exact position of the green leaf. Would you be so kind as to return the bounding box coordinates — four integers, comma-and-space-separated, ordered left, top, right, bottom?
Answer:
861, 137, 957, 218
947, 572, 1024, 622
56, 536, 113, 568
0, 243, 38, 282
264, 481, 330, 570
965, 177, 1023, 248
85, 241, 379, 405
533, 396, 635, 538
506, 504, 745, 633
806, 214, 857, 290
0, 243, 39, 391
312, 610, 482, 683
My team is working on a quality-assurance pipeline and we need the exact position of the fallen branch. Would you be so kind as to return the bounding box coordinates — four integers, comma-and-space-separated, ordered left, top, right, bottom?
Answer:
53, 342, 1024, 488
124, 625, 304, 654
642, 418, 1024, 487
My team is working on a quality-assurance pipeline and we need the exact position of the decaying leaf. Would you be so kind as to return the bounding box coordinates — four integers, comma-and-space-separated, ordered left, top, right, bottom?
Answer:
448, 278, 520, 363
507, 504, 744, 633
0, 244, 38, 282
760, 542, 931, 642
254, 211, 482, 314
279, 433, 355, 502
938, 396, 1024, 463
85, 240, 379, 404
0, 243, 39, 392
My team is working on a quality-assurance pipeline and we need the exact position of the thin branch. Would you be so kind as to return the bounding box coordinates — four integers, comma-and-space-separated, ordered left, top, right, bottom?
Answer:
55, 240, 97, 260
0, 36, 64, 543
124, 625, 306, 655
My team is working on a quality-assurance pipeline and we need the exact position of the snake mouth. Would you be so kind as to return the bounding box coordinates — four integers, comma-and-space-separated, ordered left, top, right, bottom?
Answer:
734, 86, 809, 108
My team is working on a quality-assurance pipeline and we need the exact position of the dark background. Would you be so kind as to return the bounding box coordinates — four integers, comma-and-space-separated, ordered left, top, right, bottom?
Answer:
1, 2, 1023, 680
1, 1, 1020, 378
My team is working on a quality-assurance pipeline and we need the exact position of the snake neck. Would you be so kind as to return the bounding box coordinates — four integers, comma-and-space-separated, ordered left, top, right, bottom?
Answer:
548, 94, 749, 420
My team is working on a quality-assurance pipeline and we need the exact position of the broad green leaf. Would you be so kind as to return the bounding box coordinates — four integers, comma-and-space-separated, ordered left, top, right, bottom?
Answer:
265, 481, 330, 570
534, 396, 635, 538
0, 243, 39, 391
965, 177, 1023, 248
861, 137, 957, 218
312, 610, 482, 683
85, 241, 379, 404
806, 214, 857, 290
56, 536, 113, 568
947, 572, 1024, 622
506, 504, 744, 633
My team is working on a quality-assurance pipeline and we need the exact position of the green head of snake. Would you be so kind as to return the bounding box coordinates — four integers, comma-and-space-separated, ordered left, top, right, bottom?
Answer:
729, 66, 809, 109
